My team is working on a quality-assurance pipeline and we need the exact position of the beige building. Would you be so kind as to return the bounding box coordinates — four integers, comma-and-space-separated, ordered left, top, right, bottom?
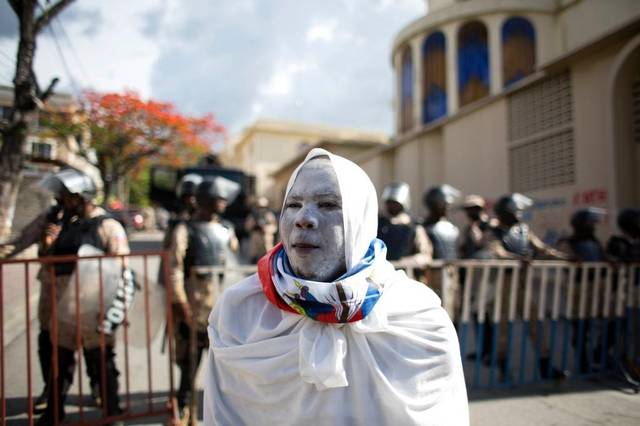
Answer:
0, 85, 101, 238
271, 139, 388, 208
359, 0, 640, 243
222, 119, 388, 206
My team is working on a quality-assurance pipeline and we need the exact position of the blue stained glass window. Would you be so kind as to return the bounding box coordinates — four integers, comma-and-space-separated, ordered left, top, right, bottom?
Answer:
401, 46, 414, 131
502, 17, 536, 87
422, 31, 447, 123
458, 21, 490, 106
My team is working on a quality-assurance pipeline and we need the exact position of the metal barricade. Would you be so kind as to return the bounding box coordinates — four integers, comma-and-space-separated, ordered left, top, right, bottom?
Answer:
0, 250, 177, 425
405, 260, 640, 388
6, 255, 636, 424
200, 260, 640, 390
191, 259, 640, 390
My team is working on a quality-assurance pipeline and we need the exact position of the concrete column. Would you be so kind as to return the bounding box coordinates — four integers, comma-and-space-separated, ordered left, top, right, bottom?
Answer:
443, 22, 459, 115
411, 35, 425, 128
485, 14, 505, 94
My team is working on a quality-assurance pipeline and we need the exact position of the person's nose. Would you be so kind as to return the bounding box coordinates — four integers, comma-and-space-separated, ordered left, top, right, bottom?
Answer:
295, 205, 318, 229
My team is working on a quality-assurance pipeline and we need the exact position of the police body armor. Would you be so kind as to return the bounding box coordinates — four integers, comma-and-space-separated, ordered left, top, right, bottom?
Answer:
493, 223, 531, 257
427, 220, 459, 260
184, 220, 233, 276
378, 216, 417, 261
52, 215, 109, 276
567, 237, 605, 262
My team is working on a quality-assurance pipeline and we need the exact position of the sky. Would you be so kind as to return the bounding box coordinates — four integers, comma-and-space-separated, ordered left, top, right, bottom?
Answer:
0, 0, 425, 136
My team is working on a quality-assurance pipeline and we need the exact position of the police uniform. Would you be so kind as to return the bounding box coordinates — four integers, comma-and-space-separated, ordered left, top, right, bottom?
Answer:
170, 213, 238, 417
485, 221, 568, 377
378, 211, 432, 265
424, 218, 461, 320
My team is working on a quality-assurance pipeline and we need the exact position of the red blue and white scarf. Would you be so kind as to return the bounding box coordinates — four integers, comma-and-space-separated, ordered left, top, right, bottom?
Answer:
258, 239, 391, 323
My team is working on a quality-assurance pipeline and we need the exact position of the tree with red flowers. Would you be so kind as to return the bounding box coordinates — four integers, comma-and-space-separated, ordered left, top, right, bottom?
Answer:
82, 90, 225, 202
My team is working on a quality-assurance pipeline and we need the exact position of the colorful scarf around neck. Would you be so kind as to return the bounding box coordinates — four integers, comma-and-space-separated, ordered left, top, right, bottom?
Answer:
258, 239, 390, 323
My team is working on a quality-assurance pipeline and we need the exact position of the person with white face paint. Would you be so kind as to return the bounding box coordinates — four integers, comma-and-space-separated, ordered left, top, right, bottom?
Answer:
203, 149, 468, 425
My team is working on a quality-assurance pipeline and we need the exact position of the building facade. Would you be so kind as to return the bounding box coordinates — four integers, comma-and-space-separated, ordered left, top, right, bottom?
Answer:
222, 119, 388, 206
359, 0, 640, 242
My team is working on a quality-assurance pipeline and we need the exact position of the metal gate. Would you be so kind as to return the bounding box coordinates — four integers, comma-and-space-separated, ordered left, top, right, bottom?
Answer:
0, 250, 177, 425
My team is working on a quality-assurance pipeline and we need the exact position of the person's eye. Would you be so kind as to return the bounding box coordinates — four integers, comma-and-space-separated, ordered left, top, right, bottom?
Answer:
285, 201, 302, 209
319, 201, 341, 209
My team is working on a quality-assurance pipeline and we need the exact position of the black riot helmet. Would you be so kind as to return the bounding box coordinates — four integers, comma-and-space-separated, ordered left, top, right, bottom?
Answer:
423, 184, 461, 215
617, 208, 640, 238
176, 173, 203, 199
39, 168, 97, 202
570, 207, 606, 236
494, 193, 533, 225
196, 176, 241, 209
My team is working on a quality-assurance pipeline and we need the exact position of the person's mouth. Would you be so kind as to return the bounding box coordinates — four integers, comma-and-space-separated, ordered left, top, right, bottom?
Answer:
292, 242, 320, 254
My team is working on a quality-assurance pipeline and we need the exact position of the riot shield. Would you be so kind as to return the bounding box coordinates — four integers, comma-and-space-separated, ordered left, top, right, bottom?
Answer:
57, 245, 123, 336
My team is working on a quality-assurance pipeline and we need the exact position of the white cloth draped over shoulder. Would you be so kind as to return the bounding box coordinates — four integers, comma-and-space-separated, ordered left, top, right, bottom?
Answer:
203, 149, 468, 425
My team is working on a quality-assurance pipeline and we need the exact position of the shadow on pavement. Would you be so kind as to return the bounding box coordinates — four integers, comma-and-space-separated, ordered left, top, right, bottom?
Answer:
468, 374, 639, 402
4, 389, 191, 425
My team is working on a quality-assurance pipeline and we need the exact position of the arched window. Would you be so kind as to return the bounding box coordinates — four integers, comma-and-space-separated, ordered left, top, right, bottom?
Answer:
458, 21, 489, 107
422, 31, 447, 124
400, 46, 414, 132
502, 17, 536, 87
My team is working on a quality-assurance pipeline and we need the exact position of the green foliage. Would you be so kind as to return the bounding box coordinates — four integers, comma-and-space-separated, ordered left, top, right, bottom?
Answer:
129, 167, 151, 207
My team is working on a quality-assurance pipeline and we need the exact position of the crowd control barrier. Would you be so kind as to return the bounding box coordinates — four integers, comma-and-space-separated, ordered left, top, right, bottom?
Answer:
0, 250, 177, 425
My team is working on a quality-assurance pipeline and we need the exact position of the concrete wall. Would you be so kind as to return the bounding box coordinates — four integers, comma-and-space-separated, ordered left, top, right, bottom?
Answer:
442, 99, 509, 200
557, 0, 640, 54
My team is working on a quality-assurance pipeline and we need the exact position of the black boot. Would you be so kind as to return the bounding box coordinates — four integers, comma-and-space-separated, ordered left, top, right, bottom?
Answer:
540, 357, 568, 380
38, 346, 76, 425
84, 347, 122, 418
34, 330, 53, 414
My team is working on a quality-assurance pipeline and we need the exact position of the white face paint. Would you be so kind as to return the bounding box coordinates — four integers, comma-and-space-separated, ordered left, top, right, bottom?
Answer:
280, 158, 346, 282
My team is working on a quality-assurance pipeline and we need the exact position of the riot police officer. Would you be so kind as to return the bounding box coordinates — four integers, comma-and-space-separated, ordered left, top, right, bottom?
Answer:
606, 208, 640, 387
556, 208, 608, 372
169, 176, 240, 424
558, 208, 607, 261
159, 174, 203, 286
423, 184, 461, 260
38, 168, 132, 424
607, 208, 640, 262
486, 193, 568, 380
423, 184, 461, 320
460, 195, 491, 259
377, 182, 432, 268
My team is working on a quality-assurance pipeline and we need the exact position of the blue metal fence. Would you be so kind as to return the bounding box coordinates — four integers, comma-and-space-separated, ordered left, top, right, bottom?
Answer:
424, 260, 640, 388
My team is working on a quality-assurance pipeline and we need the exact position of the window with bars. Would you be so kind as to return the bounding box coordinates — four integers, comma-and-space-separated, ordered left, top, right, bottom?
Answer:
31, 141, 54, 160
507, 71, 575, 192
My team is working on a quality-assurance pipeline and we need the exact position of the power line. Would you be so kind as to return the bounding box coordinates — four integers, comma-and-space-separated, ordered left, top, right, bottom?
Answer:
35, 0, 83, 97
0, 50, 16, 67
0, 56, 16, 75
52, 15, 93, 89
46, 16, 82, 97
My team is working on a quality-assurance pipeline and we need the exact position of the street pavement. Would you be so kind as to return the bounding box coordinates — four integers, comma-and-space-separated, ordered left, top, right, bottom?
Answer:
2, 230, 639, 425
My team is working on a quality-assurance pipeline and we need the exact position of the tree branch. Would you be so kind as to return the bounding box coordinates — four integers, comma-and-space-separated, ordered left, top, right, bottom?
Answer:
39, 77, 60, 102
35, 0, 76, 34
8, 0, 21, 15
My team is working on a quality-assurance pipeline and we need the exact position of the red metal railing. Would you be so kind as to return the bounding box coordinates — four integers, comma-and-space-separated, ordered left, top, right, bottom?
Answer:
0, 250, 177, 425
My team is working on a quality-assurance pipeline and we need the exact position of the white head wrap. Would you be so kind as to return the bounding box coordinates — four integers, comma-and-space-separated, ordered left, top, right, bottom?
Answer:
283, 148, 378, 271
